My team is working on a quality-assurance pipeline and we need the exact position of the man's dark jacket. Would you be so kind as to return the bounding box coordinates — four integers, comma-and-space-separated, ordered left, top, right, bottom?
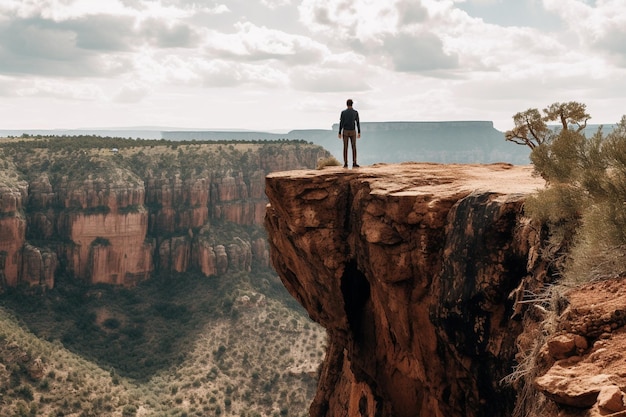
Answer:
339, 108, 360, 133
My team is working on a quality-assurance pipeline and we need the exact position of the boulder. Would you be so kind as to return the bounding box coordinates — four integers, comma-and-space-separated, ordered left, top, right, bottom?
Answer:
598, 385, 626, 413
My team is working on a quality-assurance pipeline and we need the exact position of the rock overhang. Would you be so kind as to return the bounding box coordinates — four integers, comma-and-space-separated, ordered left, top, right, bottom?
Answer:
264, 162, 547, 417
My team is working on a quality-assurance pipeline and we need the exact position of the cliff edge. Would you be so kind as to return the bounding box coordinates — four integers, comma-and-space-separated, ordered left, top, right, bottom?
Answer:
264, 162, 545, 417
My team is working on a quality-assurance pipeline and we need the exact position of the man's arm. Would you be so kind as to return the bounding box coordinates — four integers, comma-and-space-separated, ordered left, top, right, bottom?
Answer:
356, 111, 361, 138
338, 111, 343, 138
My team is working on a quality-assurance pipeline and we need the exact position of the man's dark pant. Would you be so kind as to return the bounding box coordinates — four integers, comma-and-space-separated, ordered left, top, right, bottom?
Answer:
342, 129, 357, 166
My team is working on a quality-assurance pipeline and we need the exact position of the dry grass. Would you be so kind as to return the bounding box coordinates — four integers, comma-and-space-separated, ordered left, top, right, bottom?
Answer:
0, 281, 326, 417
316, 156, 341, 169
0, 136, 330, 416
502, 284, 568, 417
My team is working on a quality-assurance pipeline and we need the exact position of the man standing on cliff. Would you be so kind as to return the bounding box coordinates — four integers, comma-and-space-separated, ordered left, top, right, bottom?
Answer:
338, 99, 361, 168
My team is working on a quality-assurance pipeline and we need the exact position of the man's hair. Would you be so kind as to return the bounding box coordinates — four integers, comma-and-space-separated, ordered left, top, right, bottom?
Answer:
346, 99, 353, 106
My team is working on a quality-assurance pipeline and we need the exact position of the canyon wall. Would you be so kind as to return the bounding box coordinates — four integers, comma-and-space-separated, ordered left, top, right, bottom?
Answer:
264, 163, 547, 417
0, 142, 327, 289
0, 174, 28, 288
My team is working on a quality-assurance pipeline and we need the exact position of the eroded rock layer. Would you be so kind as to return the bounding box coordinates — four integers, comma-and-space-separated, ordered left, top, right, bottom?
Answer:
531, 278, 626, 417
264, 163, 545, 417
0, 142, 326, 288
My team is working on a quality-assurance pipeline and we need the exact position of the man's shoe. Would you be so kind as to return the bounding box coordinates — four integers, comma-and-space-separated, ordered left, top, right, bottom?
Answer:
343, 164, 348, 168
353, 164, 360, 168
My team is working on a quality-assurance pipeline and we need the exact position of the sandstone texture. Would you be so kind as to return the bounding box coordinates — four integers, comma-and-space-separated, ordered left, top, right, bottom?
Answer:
0, 185, 28, 287
533, 278, 626, 416
0, 142, 326, 288
265, 162, 546, 417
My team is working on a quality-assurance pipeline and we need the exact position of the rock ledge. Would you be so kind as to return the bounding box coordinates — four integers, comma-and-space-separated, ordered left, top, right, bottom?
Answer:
265, 162, 544, 417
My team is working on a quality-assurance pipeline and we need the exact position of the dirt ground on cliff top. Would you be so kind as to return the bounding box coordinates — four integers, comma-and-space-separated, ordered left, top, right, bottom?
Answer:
453, 163, 544, 192
285, 162, 547, 195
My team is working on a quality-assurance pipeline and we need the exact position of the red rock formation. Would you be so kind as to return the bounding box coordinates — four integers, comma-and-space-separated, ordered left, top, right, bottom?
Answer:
55, 175, 145, 211
251, 237, 269, 269
193, 240, 219, 277
532, 278, 626, 416
146, 176, 210, 234
21, 244, 57, 289
0, 177, 28, 288
264, 163, 545, 417
0, 143, 326, 288
64, 209, 153, 285
211, 171, 267, 225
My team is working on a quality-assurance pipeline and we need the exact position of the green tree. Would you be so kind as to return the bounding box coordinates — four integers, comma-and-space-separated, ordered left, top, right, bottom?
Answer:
505, 108, 550, 149
522, 105, 626, 282
505, 101, 590, 150
543, 101, 590, 132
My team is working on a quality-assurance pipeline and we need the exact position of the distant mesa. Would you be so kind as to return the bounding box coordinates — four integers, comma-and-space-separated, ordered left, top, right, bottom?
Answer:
164, 121, 532, 165
1, 121, 613, 166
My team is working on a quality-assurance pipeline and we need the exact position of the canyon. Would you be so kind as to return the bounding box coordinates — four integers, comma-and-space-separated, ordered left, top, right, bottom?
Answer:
4, 133, 626, 417
264, 162, 626, 417
0, 140, 327, 289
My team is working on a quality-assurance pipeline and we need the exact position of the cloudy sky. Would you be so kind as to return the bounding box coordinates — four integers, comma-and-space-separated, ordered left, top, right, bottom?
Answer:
0, 0, 624, 132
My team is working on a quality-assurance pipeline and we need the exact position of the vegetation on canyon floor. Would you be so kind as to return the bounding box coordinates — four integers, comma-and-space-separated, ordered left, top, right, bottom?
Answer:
0, 268, 326, 417
0, 136, 327, 416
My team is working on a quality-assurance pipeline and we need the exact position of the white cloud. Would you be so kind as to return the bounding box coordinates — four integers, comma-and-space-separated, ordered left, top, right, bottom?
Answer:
382, 31, 459, 72
0, 0, 624, 131
0, 0, 131, 20
442, 15, 562, 73
114, 82, 150, 103
260, 0, 292, 9
290, 67, 371, 92
204, 22, 328, 64
0, 15, 135, 77
298, 0, 398, 41
139, 18, 200, 48
397, 0, 428, 25
543, 0, 626, 65
198, 60, 288, 88
298, 0, 463, 75
147, 54, 202, 84
14, 79, 105, 100
208, 4, 229, 14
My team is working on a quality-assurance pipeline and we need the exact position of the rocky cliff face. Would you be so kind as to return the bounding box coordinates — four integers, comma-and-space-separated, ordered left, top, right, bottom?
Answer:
0, 173, 28, 288
264, 163, 547, 417
0, 141, 327, 289
527, 277, 626, 417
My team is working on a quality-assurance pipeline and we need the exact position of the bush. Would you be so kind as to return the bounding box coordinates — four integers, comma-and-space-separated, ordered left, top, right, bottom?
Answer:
39, 378, 50, 390
526, 114, 626, 283
122, 404, 137, 417
316, 156, 340, 169
102, 318, 121, 329
15, 385, 34, 401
